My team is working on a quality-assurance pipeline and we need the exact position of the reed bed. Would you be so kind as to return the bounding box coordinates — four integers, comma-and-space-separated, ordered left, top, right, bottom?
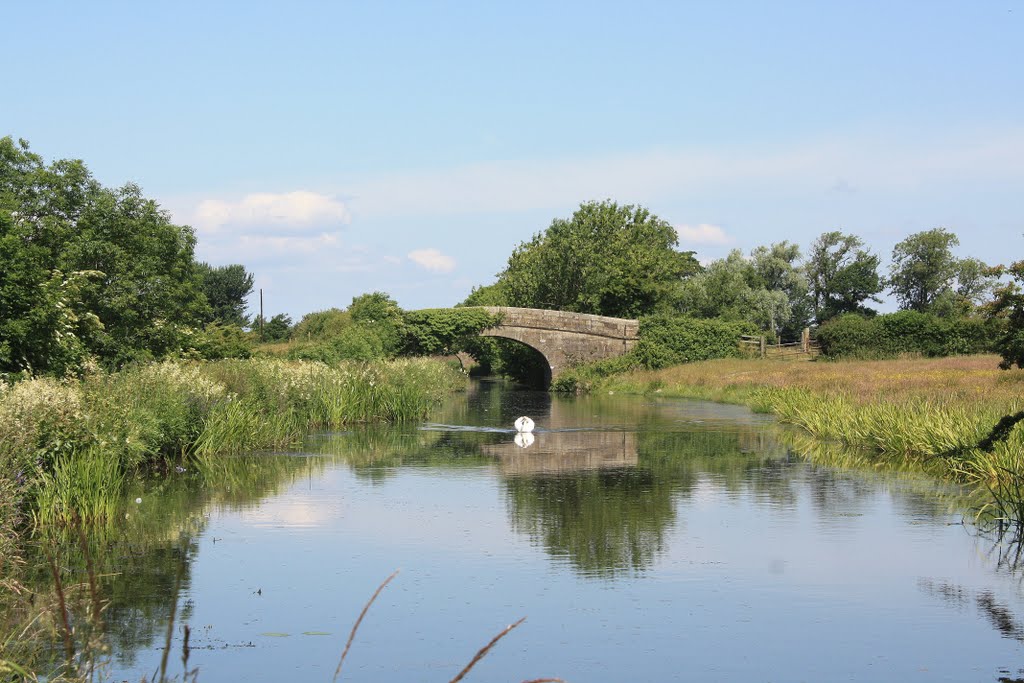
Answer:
601, 355, 1024, 484
0, 358, 465, 534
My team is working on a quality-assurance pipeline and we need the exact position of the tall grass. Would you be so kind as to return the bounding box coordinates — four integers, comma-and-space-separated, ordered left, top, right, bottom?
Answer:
0, 358, 465, 540
33, 448, 126, 528
595, 355, 1024, 485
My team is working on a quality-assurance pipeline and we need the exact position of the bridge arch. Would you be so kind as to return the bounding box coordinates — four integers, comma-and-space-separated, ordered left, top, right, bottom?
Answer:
477, 307, 639, 384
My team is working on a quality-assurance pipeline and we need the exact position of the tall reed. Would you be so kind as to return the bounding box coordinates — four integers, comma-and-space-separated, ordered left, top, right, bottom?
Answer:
595, 355, 1024, 485
0, 358, 464, 538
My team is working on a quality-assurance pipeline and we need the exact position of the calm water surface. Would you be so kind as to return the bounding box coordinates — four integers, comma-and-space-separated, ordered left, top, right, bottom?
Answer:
98, 380, 1024, 682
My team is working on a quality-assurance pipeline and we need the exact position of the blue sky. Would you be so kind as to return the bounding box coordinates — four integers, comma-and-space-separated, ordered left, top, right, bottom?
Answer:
4, 1, 1022, 320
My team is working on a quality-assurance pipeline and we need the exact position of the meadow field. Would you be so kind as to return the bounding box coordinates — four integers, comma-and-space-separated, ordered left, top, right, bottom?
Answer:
601, 354, 1024, 484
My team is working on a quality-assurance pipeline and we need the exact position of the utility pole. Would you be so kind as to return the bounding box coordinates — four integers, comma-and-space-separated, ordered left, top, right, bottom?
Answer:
259, 288, 264, 342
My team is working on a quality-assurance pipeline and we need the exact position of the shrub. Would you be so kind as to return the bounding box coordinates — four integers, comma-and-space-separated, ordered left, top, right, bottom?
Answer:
186, 323, 253, 360
633, 315, 755, 369
402, 308, 501, 356
818, 312, 1002, 359
553, 315, 753, 392
816, 314, 882, 358
551, 354, 640, 393
287, 324, 394, 363
291, 309, 352, 341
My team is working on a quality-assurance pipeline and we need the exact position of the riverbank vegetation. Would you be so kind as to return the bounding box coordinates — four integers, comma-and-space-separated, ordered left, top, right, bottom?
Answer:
0, 358, 464, 556
574, 355, 1023, 483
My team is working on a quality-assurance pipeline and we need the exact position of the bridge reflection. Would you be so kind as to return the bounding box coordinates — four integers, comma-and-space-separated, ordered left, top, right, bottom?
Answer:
482, 429, 638, 475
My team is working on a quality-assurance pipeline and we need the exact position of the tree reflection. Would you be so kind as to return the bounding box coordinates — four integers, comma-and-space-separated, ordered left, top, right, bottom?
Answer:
505, 468, 675, 577
502, 426, 794, 578
10, 453, 317, 674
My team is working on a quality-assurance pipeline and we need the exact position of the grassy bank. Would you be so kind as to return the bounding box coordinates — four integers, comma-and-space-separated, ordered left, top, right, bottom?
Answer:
0, 358, 465, 535
595, 355, 1024, 483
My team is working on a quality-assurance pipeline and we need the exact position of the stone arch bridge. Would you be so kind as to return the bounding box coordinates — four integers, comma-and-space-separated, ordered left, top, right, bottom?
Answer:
473, 307, 639, 384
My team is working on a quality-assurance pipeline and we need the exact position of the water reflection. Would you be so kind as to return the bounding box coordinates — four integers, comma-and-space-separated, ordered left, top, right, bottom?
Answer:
919, 578, 1024, 643
11, 380, 1024, 682
15, 453, 320, 672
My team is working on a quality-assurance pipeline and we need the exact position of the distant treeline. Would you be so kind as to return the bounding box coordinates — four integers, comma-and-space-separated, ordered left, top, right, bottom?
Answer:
4, 139, 1023, 380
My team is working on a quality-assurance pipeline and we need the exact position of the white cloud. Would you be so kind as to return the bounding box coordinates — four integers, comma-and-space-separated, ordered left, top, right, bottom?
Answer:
195, 231, 347, 266
194, 191, 350, 232
675, 223, 733, 246
408, 248, 456, 273
238, 232, 342, 253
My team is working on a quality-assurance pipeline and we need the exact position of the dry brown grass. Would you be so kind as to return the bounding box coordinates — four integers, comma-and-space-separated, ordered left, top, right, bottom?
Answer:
602, 354, 1024, 483
610, 354, 1024, 409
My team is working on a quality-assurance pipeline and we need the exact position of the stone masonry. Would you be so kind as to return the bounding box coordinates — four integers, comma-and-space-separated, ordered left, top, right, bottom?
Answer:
478, 306, 639, 382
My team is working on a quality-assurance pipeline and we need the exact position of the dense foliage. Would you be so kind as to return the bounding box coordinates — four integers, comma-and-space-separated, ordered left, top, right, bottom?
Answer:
805, 231, 883, 322
0, 137, 257, 375
253, 313, 293, 342
633, 315, 756, 369
552, 314, 754, 392
887, 228, 996, 315
678, 243, 810, 340
283, 296, 499, 365
816, 311, 1002, 359
494, 200, 700, 318
987, 259, 1024, 369
197, 263, 254, 327
402, 308, 501, 356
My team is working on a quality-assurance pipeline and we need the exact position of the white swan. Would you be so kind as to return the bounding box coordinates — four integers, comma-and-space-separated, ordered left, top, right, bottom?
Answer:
514, 416, 535, 433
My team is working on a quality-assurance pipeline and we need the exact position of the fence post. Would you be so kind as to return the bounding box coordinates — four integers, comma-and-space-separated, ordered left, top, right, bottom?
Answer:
802, 327, 810, 354
759, 336, 766, 359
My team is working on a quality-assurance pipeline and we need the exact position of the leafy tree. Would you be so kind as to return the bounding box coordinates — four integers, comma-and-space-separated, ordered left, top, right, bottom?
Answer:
459, 282, 509, 307
678, 244, 807, 339
347, 291, 404, 357
0, 137, 208, 373
678, 250, 751, 320
805, 230, 883, 322
252, 313, 292, 342
348, 291, 402, 324
929, 257, 1000, 318
496, 200, 699, 318
402, 308, 500, 356
987, 258, 1024, 369
291, 308, 351, 340
197, 263, 253, 327
749, 241, 812, 337
888, 228, 961, 313
263, 313, 293, 342
60, 183, 209, 365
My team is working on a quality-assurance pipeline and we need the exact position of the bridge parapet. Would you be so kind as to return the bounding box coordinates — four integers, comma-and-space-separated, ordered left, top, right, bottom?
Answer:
475, 306, 639, 384
482, 307, 639, 340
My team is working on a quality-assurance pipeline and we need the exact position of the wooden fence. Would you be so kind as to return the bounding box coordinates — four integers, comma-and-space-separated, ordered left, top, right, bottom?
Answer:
738, 328, 820, 360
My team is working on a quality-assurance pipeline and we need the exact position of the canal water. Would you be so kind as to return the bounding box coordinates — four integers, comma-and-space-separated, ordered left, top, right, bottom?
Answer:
91, 380, 1024, 681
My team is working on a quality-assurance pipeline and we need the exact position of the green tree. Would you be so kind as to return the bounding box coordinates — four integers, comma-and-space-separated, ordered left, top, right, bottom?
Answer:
987, 257, 1024, 369
347, 291, 405, 357
197, 263, 253, 327
678, 250, 750, 320
888, 228, 962, 313
805, 230, 883, 322
60, 182, 209, 365
263, 313, 293, 342
291, 308, 351, 340
348, 291, 403, 324
749, 241, 812, 337
678, 245, 806, 339
496, 200, 699, 318
0, 137, 208, 372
